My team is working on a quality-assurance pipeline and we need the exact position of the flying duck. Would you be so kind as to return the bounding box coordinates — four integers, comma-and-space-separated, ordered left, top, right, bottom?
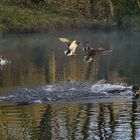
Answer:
83, 41, 111, 63
59, 37, 80, 56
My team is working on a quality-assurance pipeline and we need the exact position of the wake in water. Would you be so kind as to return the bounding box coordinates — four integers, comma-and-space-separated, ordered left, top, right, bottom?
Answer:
0, 80, 134, 105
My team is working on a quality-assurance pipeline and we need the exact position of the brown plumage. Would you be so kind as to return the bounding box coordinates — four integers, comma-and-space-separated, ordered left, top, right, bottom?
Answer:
83, 41, 111, 63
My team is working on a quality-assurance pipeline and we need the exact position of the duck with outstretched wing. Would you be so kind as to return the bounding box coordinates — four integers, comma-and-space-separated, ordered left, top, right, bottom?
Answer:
83, 41, 112, 63
59, 37, 80, 56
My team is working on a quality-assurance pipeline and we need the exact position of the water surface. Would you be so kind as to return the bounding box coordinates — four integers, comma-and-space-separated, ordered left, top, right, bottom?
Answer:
0, 29, 140, 139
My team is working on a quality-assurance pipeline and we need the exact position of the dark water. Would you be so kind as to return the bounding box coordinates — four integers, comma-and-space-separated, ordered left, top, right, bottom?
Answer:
0, 29, 140, 139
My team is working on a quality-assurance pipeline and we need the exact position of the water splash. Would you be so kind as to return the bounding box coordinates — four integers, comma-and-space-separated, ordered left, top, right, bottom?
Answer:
0, 80, 134, 105
0, 56, 11, 68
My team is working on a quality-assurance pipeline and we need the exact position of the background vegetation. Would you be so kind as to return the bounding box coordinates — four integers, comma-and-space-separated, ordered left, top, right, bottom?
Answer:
0, 0, 140, 32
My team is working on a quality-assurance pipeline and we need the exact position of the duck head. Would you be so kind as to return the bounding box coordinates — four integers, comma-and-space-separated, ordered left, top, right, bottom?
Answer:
76, 41, 80, 45
132, 84, 140, 93
83, 41, 92, 52
72, 40, 80, 45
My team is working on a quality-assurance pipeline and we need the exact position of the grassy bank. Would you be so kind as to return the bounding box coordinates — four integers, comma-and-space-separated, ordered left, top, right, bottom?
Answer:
0, 1, 139, 33
0, 4, 94, 33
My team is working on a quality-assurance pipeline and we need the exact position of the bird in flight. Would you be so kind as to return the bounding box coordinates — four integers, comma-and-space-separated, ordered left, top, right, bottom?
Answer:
59, 37, 80, 56
83, 41, 111, 63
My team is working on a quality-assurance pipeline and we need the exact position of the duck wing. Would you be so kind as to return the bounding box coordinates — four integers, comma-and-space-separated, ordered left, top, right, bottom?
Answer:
94, 47, 111, 55
59, 37, 71, 47
99, 50, 112, 55
94, 47, 106, 52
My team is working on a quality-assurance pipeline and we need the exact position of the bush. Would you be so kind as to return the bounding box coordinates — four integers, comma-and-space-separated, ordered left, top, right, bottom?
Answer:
5, 0, 46, 7
114, 0, 140, 26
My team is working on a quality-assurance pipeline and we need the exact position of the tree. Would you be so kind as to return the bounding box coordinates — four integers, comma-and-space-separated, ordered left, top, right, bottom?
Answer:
114, 0, 140, 26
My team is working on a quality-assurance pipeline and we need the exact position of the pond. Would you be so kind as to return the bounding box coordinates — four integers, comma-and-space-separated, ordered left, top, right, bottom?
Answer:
0, 29, 140, 139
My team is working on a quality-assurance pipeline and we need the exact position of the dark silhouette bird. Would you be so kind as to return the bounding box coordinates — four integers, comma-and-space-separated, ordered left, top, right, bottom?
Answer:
59, 37, 80, 56
83, 41, 111, 63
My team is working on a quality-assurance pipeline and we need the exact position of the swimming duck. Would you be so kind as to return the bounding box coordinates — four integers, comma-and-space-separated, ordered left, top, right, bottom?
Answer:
59, 37, 80, 56
83, 41, 111, 63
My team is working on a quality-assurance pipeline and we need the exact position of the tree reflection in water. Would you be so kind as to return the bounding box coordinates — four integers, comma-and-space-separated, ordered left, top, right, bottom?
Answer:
38, 101, 140, 140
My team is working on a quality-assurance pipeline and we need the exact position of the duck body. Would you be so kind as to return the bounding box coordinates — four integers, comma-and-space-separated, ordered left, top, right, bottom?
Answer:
59, 38, 79, 56
83, 48, 96, 63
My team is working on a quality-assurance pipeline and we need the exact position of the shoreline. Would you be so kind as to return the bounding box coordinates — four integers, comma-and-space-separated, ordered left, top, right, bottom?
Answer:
1, 23, 139, 35
0, 1, 139, 34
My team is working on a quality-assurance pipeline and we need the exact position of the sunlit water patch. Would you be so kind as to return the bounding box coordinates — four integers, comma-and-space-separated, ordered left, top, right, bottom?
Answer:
1, 101, 140, 140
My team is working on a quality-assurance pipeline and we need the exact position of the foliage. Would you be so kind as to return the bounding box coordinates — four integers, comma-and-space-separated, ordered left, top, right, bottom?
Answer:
114, 0, 140, 26
5, 0, 46, 7
0, 0, 140, 32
